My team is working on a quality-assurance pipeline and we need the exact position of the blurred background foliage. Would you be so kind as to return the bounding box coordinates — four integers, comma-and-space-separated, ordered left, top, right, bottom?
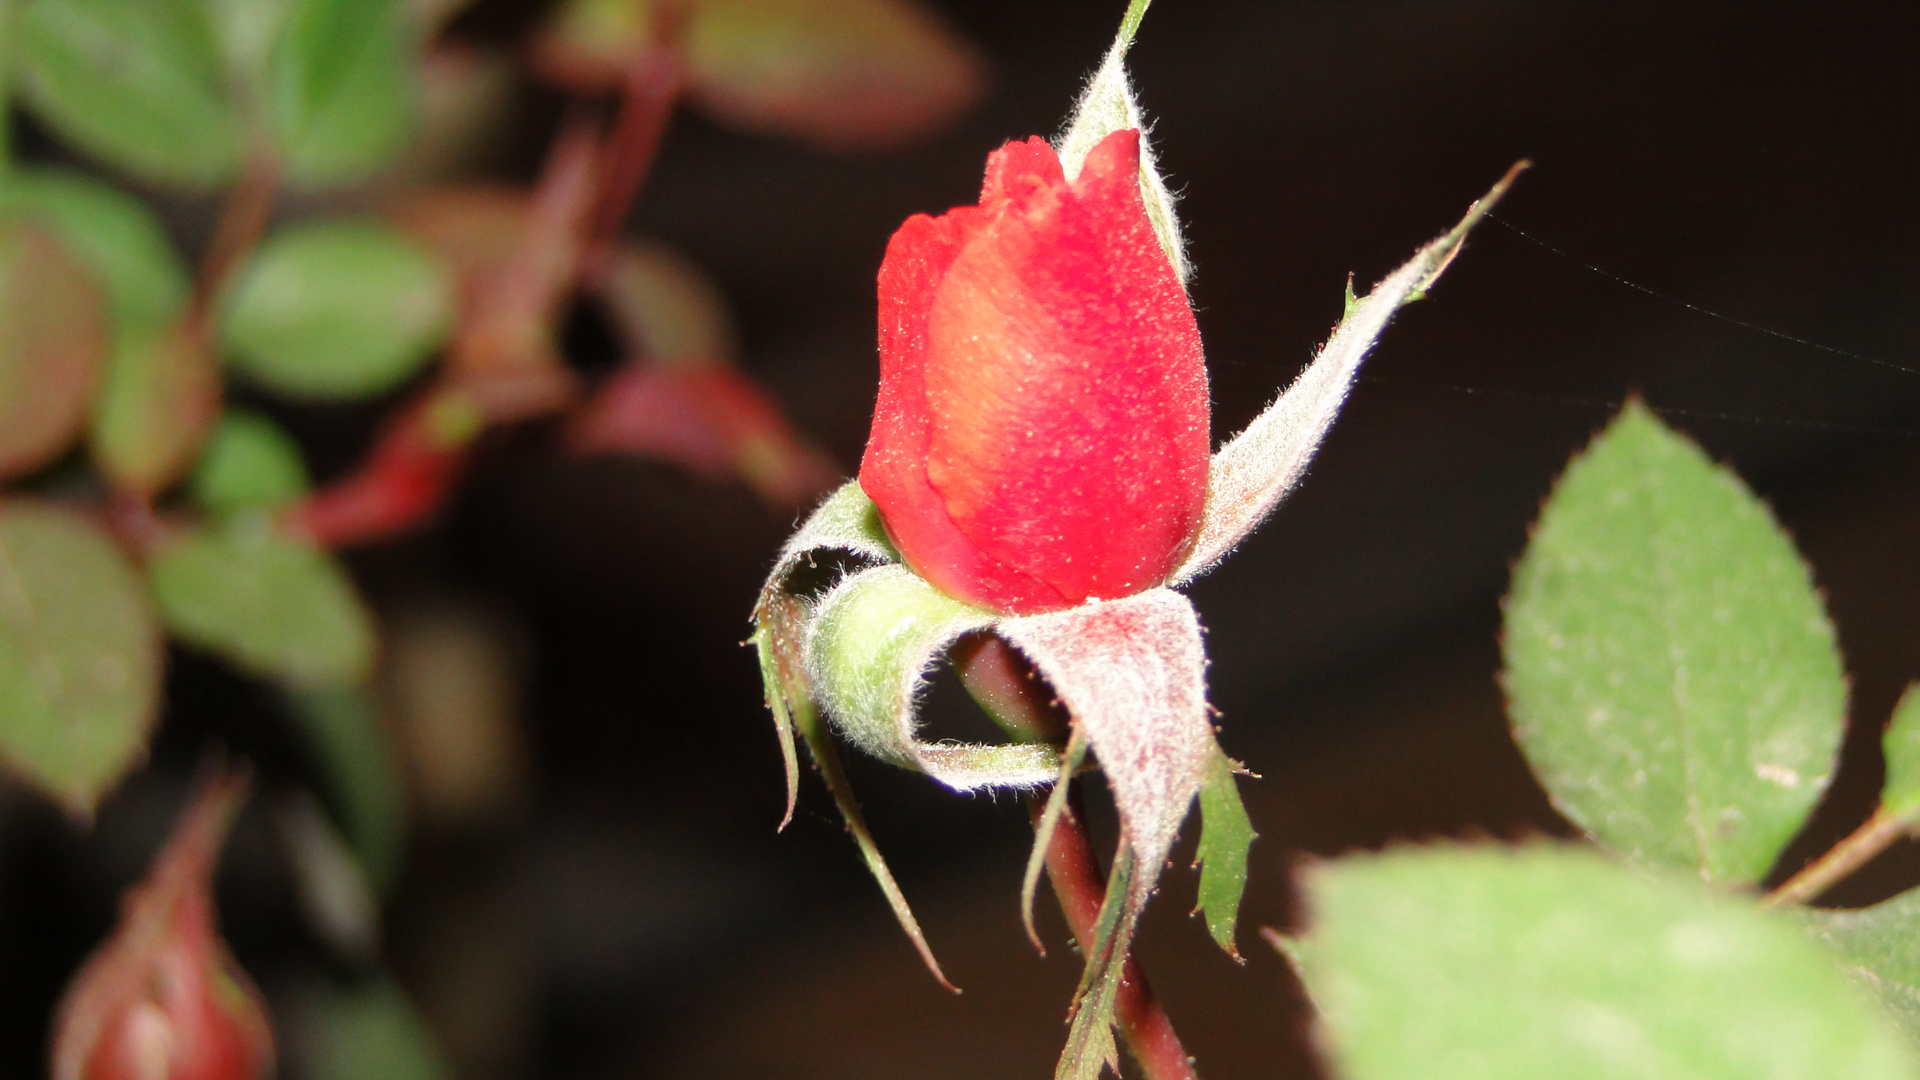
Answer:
1, 1, 1919, 1078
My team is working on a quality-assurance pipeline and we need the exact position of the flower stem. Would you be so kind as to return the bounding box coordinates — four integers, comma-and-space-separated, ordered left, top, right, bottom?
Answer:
1763, 807, 1915, 908
584, 37, 684, 269
187, 151, 277, 342
955, 634, 1199, 1080
1036, 792, 1199, 1080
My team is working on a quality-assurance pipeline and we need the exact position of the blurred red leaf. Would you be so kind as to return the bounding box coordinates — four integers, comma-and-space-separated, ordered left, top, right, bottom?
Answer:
90, 319, 222, 498
570, 361, 837, 507
290, 388, 483, 549
0, 219, 107, 480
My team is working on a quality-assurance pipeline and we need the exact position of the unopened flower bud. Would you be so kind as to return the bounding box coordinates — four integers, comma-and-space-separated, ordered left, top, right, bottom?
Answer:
859, 129, 1209, 614
52, 772, 274, 1080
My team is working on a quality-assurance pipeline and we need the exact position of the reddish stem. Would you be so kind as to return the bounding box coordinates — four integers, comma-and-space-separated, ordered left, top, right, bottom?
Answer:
1038, 794, 1199, 1080
956, 635, 1198, 1080
584, 43, 685, 269
187, 153, 277, 342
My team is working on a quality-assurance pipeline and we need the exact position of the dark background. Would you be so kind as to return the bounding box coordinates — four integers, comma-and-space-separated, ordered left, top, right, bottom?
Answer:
9, 2, 1920, 1078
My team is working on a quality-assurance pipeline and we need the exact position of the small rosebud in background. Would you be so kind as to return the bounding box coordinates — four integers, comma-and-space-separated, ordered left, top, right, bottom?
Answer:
52, 770, 274, 1080
859, 129, 1210, 614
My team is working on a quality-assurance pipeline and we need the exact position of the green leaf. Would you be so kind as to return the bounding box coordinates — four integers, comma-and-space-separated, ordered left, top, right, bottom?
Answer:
0, 168, 191, 334
1805, 888, 1920, 1049
290, 977, 450, 1080
149, 518, 376, 687
1883, 684, 1920, 820
15, 0, 242, 188
680, 0, 984, 150
190, 409, 312, 515
90, 322, 222, 497
1502, 401, 1845, 884
1194, 750, 1254, 958
269, 0, 415, 187
1291, 842, 1920, 1080
0, 501, 162, 816
222, 221, 453, 400
0, 218, 106, 480
284, 687, 406, 894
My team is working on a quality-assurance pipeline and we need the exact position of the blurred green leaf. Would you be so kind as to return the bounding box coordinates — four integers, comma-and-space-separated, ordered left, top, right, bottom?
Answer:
201, 0, 293, 78
0, 218, 106, 479
681, 0, 984, 149
276, 787, 383, 958
90, 322, 222, 496
1882, 685, 1920, 820
0, 501, 162, 816
1806, 888, 1920, 1049
284, 686, 407, 893
269, 0, 414, 187
15, 0, 242, 188
1291, 842, 1920, 1080
223, 221, 453, 400
1502, 402, 1845, 884
190, 408, 311, 515
1194, 751, 1253, 958
150, 517, 376, 687
291, 977, 450, 1080
0, 168, 191, 334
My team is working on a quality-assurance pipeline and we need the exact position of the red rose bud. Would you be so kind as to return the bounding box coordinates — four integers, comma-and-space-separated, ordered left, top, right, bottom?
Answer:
859, 129, 1209, 614
52, 771, 274, 1080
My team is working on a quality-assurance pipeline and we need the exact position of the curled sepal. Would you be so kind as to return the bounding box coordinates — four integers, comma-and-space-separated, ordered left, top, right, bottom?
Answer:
1000, 588, 1214, 905
752, 479, 900, 822
806, 564, 1060, 789
995, 588, 1218, 1079
1054, 0, 1186, 284
771, 478, 898, 575
1173, 161, 1527, 584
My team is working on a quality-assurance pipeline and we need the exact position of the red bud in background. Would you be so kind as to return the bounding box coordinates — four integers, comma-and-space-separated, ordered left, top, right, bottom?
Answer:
859, 129, 1209, 614
52, 770, 274, 1080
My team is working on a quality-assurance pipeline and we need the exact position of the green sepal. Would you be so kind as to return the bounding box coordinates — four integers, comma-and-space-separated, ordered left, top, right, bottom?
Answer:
1172, 166, 1521, 585
1053, 0, 1186, 283
806, 563, 1057, 788
1058, 846, 1136, 1080
1195, 749, 1254, 958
